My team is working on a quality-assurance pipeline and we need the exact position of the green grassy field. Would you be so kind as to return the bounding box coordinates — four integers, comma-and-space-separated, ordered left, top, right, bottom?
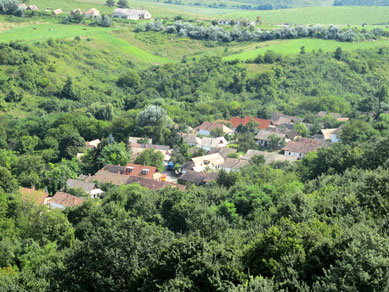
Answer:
223, 38, 389, 61
16, 0, 389, 24
0, 23, 170, 64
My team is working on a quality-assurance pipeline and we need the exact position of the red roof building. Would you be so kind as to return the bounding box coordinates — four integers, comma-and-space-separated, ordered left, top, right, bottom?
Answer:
123, 163, 157, 180
230, 116, 272, 130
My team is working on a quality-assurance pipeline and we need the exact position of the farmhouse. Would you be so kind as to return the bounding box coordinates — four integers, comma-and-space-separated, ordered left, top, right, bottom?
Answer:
84, 8, 100, 18
112, 8, 151, 20
198, 137, 228, 151
27, 5, 38, 11
66, 179, 103, 198
179, 170, 219, 186
86, 139, 101, 149
282, 138, 329, 159
194, 121, 234, 136
52, 9, 62, 15
20, 187, 49, 205
18, 3, 27, 9
220, 158, 249, 172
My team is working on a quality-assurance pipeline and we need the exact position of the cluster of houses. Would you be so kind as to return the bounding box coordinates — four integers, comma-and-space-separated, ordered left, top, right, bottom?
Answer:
16, 4, 151, 19
217, 19, 257, 26
21, 111, 348, 210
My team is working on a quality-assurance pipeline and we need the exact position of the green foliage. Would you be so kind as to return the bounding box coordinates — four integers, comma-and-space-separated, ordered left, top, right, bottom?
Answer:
99, 142, 131, 166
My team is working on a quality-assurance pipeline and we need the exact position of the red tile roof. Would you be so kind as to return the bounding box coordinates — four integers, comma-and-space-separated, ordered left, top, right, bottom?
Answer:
230, 116, 272, 130
123, 163, 157, 179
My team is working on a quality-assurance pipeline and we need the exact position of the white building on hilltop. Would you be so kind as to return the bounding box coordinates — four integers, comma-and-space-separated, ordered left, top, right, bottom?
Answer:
112, 8, 151, 20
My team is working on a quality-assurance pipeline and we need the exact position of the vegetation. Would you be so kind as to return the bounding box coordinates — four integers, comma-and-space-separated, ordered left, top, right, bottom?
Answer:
1, 1, 389, 290
334, 0, 389, 6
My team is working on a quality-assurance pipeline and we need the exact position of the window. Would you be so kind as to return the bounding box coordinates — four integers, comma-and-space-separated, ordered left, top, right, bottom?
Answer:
142, 169, 149, 175
126, 167, 134, 173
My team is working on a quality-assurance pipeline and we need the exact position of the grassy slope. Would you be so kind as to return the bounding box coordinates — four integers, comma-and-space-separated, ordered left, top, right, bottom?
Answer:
223, 38, 389, 60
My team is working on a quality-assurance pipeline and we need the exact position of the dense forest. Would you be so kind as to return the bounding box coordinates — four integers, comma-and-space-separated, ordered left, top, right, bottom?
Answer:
334, 0, 389, 6
1, 30, 389, 291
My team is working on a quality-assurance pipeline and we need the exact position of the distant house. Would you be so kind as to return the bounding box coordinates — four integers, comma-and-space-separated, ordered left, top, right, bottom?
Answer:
248, 21, 256, 26
52, 9, 62, 15
84, 8, 100, 18
194, 121, 234, 136
179, 170, 219, 186
27, 5, 38, 11
271, 112, 304, 124
242, 149, 298, 164
198, 137, 228, 151
182, 134, 202, 147
18, 3, 27, 9
128, 136, 152, 144
267, 125, 298, 140
112, 8, 151, 20
71, 8, 82, 16
126, 176, 186, 191
66, 179, 103, 198
211, 148, 238, 159
20, 187, 49, 205
192, 153, 224, 172
86, 139, 101, 149
220, 158, 249, 172
255, 130, 286, 148
317, 111, 349, 122
282, 138, 329, 159
46, 192, 84, 209
90, 168, 131, 185
230, 116, 272, 131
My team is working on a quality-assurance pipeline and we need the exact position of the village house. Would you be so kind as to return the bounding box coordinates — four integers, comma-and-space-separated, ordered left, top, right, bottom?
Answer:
84, 8, 100, 18
122, 163, 157, 180
18, 3, 27, 9
218, 20, 230, 25
282, 138, 330, 159
242, 149, 298, 164
27, 5, 38, 11
266, 125, 298, 140
191, 153, 224, 172
71, 8, 82, 16
198, 137, 228, 151
178, 170, 219, 186
52, 9, 63, 15
182, 134, 202, 147
230, 116, 272, 131
220, 158, 249, 172
271, 112, 304, 125
194, 121, 234, 136
128, 136, 152, 144
255, 130, 287, 148
112, 8, 151, 20
211, 148, 238, 159
66, 179, 103, 198
86, 139, 101, 149
45, 192, 85, 210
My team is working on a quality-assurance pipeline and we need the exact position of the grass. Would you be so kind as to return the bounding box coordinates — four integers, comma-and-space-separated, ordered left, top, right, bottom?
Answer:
223, 38, 389, 61
0, 23, 170, 64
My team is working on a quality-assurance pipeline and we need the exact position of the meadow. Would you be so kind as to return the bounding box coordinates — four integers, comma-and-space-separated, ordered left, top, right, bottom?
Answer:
223, 38, 389, 61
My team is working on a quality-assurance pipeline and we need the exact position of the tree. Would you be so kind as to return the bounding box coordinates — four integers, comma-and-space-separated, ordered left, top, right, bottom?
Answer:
294, 123, 309, 137
334, 47, 343, 60
100, 15, 112, 27
216, 169, 238, 189
106, 0, 115, 6
117, 70, 140, 89
60, 77, 78, 100
376, 84, 388, 116
210, 127, 224, 138
0, 167, 18, 194
134, 148, 164, 172
300, 46, 306, 54
117, 0, 129, 8
99, 142, 131, 166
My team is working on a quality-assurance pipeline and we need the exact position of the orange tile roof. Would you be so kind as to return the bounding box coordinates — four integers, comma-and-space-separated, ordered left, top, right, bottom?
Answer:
49, 192, 84, 208
123, 163, 157, 179
230, 116, 271, 130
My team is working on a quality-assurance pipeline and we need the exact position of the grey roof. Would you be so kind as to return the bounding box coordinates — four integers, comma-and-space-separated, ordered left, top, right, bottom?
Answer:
91, 170, 130, 185
181, 161, 195, 171
183, 134, 201, 145
242, 150, 298, 164
255, 130, 286, 141
267, 127, 298, 140
212, 148, 237, 159
66, 179, 96, 193
103, 165, 125, 174
271, 112, 304, 124
112, 8, 149, 16
179, 170, 219, 185
222, 158, 249, 170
